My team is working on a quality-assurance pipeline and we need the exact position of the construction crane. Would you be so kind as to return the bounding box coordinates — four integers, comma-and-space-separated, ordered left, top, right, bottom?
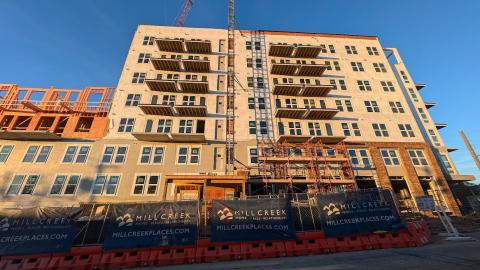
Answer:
174, 0, 194, 27
225, 0, 236, 174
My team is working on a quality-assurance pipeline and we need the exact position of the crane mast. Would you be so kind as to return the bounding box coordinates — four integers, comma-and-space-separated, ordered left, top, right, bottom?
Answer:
225, 0, 236, 174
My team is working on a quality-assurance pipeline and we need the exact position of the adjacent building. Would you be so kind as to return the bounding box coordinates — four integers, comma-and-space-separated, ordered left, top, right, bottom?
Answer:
0, 25, 474, 215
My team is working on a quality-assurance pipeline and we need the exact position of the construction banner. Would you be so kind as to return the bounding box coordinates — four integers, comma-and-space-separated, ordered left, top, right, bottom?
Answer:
103, 201, 199, 250
210, 198, 296, 242
316, 189, 405, 236
0, 207, 82, 256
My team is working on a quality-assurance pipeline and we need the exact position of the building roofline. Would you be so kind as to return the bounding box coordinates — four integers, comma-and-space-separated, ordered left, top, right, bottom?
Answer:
137, 24, 379, 40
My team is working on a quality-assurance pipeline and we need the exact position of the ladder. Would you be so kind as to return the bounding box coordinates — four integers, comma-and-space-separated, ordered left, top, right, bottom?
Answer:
225, 0, 236, 174
249, 31, 275, 148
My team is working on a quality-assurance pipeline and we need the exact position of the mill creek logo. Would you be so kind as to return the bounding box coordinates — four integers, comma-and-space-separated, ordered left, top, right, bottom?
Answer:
116, 214, 134, 227
217, 208, 234, 221
323, 203, 341, 216
0, 217, 9, 232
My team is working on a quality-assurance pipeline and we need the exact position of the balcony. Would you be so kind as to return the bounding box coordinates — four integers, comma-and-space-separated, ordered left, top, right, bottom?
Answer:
138, 104, 207, 117
435, 123, 447, 130
269, 43, 323, 58
131, 132, 205, 142
270, 62, 327, 76
151, 58, 210, 73
424, 102, 436, 109
276, 135, 346, 144
448, 174, 476, 181
155, 38, 212, 54
145, 79, 209, 94
272, 83, 333, 97
415, 83, 426, 91
0, 130, 62, 140
275, 107, 338, 120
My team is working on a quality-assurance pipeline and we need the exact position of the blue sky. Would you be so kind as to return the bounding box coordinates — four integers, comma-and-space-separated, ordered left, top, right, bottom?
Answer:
0, 0, 478, 181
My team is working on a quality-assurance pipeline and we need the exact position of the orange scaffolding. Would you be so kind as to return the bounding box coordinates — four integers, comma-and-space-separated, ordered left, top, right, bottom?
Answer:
257, 137, 356, 194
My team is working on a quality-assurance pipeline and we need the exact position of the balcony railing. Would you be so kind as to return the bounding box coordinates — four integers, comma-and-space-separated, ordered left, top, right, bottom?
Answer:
155, 38, 212, 54
151, 58, 210, 73
138, 103, 207, 117
0, 100, 111, 114
145, 79, 209, 94
272, 83, 333, 97
275, 107, 338, 119
269, 43, 323, 58
131, 131, 206, 142
270, 62, 327, 76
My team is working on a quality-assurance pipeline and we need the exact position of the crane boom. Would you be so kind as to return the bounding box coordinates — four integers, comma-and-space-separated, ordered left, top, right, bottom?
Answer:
225, 0, 236, 174
175, 0, 194, 27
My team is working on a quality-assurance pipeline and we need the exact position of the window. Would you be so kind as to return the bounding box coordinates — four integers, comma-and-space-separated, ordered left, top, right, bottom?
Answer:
254, 41, 261, 50
357, 80, 372, 91
101, 146, 128, 164
325, 123, 333, 136
91, 175, 120, 195
319, 44, 327, 53
143, 36, 154, 46
249, 121, 256, 134
22, 145, 52, 163
351, 62, 364, 72
308, 122, 322, 136
255, 58, 262, 68
372, 123, 389, 137
325, 61, 332, 71
367, 46, 379, 55
246, 58, 253, 68
0, 145, 13, 163
441, 155, 455, 174
249, 148, 258, 164
400, 71, 410, 83
132, 72, 146, 84
179, 119, 194, 133
247, 77, 254, 87
408, 88, 419, 102
348, 149, 371, 167
137, 53, 151, 63
428, 129, 440, 146
418, 108, 429, 123
162, 95, 176, 106
258, 98, 265, 109
285, 99, 298, 108
335, 100, 353, 112
247, 97, 255, 109
338, 79, 346, 90
125, 94, 141, 106
333, 61, 341, 71
259, 121, 268, 134
182, 96, 196, 106
408, 150, 428, 166
380, 149, 400, 166
364, 101, 380, 112
256, 77, 264, 88
246, 41, 252, 50
6, 175, 40, 196
398, 124, 415, 137
118, 118, 135, 132
139, 146, 165, 164
62, 145, 90, 163
341, 123, 361, 137
381, 81, 395, 92
50, 175, 80, 195
373, 63, 387, 72
157, 119, 172, 133
133, 175, 159, 195
345, 45, 358, 54
303, 99, 316, 109
328, 45, 336, 53
288, 122, 302, 135
389, 101, 405, 113
177, 147, 201, 164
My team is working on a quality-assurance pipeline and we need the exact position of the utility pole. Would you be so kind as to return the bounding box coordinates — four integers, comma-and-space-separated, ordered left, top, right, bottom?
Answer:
460, 131, 480, 170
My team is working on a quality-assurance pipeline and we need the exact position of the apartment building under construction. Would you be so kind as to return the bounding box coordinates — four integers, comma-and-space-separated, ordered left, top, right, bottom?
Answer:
0, 25, 474, 215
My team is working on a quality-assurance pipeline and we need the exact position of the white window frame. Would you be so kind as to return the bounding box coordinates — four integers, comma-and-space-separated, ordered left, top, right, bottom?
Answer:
398, 124, 415, 138
131, 173, 161, 196
5, 174, 41, 196
408, 149, 429, 166
248, 147, 258, 165
0, 144, 14, 163
364, 101, 380, 113
48, 174, 82, 196
125, 93, 141, 106
348, 149, 372, 167
22, 145, 53, 164
61, 145, 91, 164
381, 81, 395, 92
176, 146, 201, 165
138, 145, 166, 165
380, 149, 401, 166
118, 118, 135, 132
90, 174, 122, 196
357, 80, 372, 91
100, 145, 129, 164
